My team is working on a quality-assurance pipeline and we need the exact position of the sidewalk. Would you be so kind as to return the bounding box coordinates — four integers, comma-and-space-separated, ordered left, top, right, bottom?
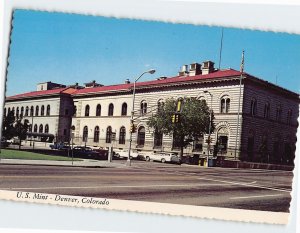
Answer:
0, 158, 127, 168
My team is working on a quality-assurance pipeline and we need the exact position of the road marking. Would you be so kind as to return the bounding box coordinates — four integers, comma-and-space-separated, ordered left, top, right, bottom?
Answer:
3, 183, 237, 190
197, 177, 291, 193
230, 194, 283, 200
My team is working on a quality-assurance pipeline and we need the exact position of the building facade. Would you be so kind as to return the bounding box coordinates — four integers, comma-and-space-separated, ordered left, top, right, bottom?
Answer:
3, 61, 299, 164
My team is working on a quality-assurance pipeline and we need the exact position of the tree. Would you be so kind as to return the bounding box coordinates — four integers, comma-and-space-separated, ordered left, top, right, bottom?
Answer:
147, 97, 215, 159
2, 110, 15, 140
14, 117, 29, 150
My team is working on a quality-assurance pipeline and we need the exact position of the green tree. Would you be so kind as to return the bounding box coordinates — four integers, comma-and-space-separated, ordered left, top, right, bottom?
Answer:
2, 110, 15, 140
147, 97, 215, 159
14, 117, 29, 150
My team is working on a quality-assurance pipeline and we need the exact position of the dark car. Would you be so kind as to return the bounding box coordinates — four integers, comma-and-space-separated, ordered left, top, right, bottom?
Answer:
71, 146, 99, 159
49, 142, 70, 150
92, 147, 109, 160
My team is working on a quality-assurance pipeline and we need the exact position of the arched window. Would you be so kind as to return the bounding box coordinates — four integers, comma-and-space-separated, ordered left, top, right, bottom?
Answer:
30, 106, 34, 116
157, 100, 164, 113
46, 105, 50, 116
34, 124, 38, 132
108, 103, 114, 116
82, 126, 88, 141
220, 96, 230, 113
287, 109, 292, 125
119, 126, 126, 144
121, 103, 127, 116
12, 107, 15, 115
154, 129, 163, 147
16, 107, 19, 117
250, 98, 257, 116
94, 126, 100, 142
39, 124, 43, 133
106, 126, 112, 143
45, 124, 49, 134
137, 126, 145, 146
25, 106, 29, 116
276, 105, 282, 122
4, 108, 6, 116
140, 101, 147, 115
7, 107, 10, 115
85, 105, 90, 117
28, 124, 32, 132
264, 102, 270, 119
41, 105, 45, 116
35, 106, 39, 116
96, 104, 101, 116
20, 106, 24, 117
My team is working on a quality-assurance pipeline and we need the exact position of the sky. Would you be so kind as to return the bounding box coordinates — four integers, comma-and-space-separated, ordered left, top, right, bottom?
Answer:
6, 9, 300, 96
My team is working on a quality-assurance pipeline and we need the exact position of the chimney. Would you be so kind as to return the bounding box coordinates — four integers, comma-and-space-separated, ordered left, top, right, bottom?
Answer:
125, 79, 131, 84
178, 65, 189, 76
189, 63, 202, 76
201, 61, 215, 75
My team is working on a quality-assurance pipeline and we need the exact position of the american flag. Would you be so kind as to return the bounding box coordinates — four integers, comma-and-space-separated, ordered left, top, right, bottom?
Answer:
240, 50, 245, 73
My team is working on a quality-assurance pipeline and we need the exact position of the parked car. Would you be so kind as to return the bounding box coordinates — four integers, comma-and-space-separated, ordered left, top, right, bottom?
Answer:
1, 138, 10, 148
113, 149, 140, 159
71, 146, 99, 159
92, 147, 109, 160
145, 152, 181, 164
49, 142, 70, 150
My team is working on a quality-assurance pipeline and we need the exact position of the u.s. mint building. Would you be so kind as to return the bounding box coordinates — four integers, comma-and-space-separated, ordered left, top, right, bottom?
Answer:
3, 60, 299, 164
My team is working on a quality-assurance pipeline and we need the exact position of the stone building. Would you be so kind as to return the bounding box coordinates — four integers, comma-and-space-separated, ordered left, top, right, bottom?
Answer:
3, 61, 299, 164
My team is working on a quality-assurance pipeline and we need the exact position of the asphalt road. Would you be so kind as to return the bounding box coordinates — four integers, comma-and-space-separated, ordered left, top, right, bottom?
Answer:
0, 161, 293, 212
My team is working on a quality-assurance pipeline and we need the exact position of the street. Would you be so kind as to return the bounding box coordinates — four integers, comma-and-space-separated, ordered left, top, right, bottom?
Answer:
0, 160, 293, 212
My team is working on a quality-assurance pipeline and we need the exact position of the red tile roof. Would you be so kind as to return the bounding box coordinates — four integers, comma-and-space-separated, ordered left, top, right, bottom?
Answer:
7, 87, 74, 100
74, 69, 241, 95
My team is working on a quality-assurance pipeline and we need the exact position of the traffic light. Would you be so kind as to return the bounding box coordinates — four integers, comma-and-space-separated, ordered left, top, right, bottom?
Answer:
172, 114, 176, 123
172, 114, 180, 123
176, 99, 182, 112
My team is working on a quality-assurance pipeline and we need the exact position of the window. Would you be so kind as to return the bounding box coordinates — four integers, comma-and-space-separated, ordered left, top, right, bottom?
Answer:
264, 102, 270, 119
12, 107, 15, 115
250, 98, 257, 116
137, 126, 145, 146
96, 104, 101, 116
119, 126, 126, 144
193, 135, 204, 151
30, 106, 34, 116
287, 109, 292, 125
154, 129, 163, 147
275, 105, 282, 122
4, 108, 6, 116
39, 124, 43, 133
20, 107, 24, 117
108, 103, 114, 116
41, 105, 45, 116
25, 106, 29, 116
45, 124, 49, 134
35, 106, 39, 116
83, 126, 88, 141
46, 105, 50, 116
157, 100, 164, 113
94, 126, 100, 142
121, 103, 127, 116
28, 124, 32, 132
85, 105, 90, 117
106, 126, 112, 143
140, 101, 147, 115
172, 132, 181, 149
7, 108, 10, 115
34, 124, 38, 132
16, 107, 19, 117
220, 96, 230, 113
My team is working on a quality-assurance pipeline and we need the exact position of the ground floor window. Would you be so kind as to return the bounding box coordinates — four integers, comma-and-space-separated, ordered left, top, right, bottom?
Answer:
119, 126, 126, 144
137, 126, 145, 146
154, 130, 163, 148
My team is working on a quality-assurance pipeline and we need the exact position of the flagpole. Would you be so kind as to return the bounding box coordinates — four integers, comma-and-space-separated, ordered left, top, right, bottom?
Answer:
234, 50, 244, 160
218, 28, 224, 70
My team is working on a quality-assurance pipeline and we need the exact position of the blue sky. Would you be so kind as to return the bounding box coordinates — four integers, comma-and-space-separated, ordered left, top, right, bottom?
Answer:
6, 9, 300, 96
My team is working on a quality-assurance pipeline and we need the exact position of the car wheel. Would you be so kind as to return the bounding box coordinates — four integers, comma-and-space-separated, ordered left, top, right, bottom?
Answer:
161, 158, 166, 163
146, 156, 150, 162
129, 156, 133, 160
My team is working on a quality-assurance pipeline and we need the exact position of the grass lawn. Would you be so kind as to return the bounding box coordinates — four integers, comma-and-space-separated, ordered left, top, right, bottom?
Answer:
0, 149, 82, 161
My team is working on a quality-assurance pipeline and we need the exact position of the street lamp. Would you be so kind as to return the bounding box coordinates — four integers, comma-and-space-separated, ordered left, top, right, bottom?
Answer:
204, 90, 213, 167
127, 69, 156, 166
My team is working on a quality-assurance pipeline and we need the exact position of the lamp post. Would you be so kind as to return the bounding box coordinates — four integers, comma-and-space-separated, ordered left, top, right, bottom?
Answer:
127, 69, 156, 166
204, 90, 213, 167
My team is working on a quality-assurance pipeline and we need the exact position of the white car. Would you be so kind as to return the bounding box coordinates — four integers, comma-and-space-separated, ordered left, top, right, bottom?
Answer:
113, 149, 139, 159
145, 152, 181, 164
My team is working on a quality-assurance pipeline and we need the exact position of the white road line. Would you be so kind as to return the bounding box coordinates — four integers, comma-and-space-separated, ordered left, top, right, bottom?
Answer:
197, 177, 291, 193
230, 194, 283, 200
4, 182, 236, 190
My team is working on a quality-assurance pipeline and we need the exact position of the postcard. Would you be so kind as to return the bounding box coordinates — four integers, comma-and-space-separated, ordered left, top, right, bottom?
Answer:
0, 5, 299, 226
